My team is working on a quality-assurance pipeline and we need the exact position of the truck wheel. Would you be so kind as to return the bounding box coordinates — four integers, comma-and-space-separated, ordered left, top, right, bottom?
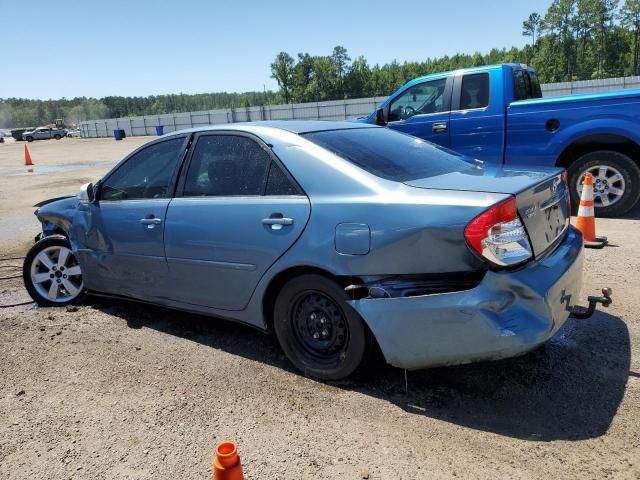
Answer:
26, 136, 33, 142
273, 274, 368, 380
54, 134, 61, 140
568, 151, 640, 217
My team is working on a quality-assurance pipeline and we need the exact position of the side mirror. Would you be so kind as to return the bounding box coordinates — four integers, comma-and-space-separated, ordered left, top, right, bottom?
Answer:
78, 182, 95, 205
375, 107, 387, 125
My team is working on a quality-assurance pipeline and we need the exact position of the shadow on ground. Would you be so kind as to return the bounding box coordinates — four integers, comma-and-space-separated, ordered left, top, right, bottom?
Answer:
614, 201, 640, 220
90, 297, 630, 442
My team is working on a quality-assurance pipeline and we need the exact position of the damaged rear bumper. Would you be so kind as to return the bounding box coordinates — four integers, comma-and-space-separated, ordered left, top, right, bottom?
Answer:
348, 226, 595, 370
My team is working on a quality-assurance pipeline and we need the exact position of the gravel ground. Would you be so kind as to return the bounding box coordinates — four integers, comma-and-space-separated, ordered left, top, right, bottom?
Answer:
0, 137, 639, 479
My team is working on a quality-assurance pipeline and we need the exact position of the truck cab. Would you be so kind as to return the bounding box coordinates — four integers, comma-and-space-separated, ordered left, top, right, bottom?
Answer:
364, 63, 640, 217
368, 64, 541, 164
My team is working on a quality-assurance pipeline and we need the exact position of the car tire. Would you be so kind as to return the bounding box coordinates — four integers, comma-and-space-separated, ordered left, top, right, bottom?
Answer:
26, 136, 33, 142
273, 274, 368, 380
568, 150, 640, 218
23, 236, 86, 307
54, 134, 61, 140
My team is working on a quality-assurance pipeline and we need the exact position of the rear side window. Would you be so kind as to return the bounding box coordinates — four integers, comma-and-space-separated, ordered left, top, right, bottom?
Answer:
460, 73, 490, 110
303, 127, 475, 182
184, 135, 270, 196
513, 69, 543, 100
265, 163, 300, 195
528, 70, 543, 98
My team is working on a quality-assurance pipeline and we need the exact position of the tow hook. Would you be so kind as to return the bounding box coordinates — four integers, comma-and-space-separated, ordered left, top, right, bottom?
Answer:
569, 287, 613, 319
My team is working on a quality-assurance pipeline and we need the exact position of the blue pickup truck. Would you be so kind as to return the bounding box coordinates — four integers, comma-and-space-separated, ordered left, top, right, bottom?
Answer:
362, 63, 640, 217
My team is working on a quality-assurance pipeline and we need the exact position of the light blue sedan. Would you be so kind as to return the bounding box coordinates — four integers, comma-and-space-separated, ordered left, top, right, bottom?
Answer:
23, 122, 610, 379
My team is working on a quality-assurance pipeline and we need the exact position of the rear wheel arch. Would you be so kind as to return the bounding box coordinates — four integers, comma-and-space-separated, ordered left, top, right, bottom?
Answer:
262, 265, 361, 333
555, 133, 640, 170
555, 134, 640, 216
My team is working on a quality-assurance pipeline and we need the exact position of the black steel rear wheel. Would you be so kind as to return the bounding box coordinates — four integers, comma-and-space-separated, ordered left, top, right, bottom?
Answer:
273, 274, 367, 380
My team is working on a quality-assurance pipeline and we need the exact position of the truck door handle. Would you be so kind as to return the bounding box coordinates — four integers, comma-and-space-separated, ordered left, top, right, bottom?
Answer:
432, 121, 448, 133
140, 217, 162, 225
262, 215, 293, 230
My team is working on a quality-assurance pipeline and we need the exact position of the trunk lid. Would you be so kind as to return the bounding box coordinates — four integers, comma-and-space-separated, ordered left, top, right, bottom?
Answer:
404, 167, 570, 257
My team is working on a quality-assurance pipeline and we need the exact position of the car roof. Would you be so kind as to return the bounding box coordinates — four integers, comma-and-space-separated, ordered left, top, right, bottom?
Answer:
165, 120, 379, 137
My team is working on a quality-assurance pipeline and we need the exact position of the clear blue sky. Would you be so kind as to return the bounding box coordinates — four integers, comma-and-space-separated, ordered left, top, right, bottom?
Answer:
1, 0, 552, 100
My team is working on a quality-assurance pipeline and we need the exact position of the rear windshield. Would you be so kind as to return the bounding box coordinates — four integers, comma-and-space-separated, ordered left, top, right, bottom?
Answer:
302, 127, 475, 182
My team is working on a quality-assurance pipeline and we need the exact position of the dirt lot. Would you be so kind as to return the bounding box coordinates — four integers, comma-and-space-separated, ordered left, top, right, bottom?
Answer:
1, 136, 639, 479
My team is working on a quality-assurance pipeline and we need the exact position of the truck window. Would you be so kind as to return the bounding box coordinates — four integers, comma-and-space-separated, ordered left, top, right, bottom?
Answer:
388, 78, 447, 122
513, 69, 543, 100
528, 70, 542, 98
460, 73, 489, 110
514, 70, 528, 100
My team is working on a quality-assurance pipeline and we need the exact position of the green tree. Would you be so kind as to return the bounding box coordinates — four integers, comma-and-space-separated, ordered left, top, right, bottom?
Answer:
270, 52, 295, 103
523, 12, 543, 49
620, 0, 640, 73
292, 53, 314, 103
308, 56, 338, 101
331, 46, 351, 98
345, 56, 371, 98
471, 52, 485, 66
544, 0, 578, 80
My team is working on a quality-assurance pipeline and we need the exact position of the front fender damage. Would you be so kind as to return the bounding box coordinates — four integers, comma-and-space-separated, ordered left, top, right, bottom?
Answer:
33, 196, 80, 241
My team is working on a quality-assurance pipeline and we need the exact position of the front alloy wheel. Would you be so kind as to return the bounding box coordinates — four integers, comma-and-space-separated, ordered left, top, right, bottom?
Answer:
23, 236, 85, 306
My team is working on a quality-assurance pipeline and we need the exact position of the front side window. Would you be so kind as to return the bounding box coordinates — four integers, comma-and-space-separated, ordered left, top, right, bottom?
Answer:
101, 137, 185, 201
460, 73, 490, 110
388, 78, 447, 122
183, 135, 271, 196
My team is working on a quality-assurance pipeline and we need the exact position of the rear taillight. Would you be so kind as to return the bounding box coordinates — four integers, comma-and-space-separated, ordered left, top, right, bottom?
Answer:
464, 197, 533, 267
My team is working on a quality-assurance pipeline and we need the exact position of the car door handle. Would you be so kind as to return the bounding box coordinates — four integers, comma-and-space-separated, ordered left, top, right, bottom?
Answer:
432, 121, 448, 133
262, 216, 293, 230
140, 217, 162, 225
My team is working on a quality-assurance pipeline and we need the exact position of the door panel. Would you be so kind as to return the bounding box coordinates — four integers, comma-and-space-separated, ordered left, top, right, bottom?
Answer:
164, 197, 310, 310
448, 71, 505, 164
73, 200, 170, 298
389, 112, 451, 147
71, 135, 188, 300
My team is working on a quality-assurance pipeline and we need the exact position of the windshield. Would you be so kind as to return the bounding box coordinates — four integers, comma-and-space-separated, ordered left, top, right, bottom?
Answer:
302, 127, 476, 182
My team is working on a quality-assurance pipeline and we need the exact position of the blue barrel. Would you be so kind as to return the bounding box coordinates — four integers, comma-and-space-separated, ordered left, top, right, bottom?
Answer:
113, 129, 124, 141
155, 125, 164, 136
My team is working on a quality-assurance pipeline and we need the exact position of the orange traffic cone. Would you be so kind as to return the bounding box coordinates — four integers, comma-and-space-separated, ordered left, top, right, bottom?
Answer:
212, 441, 243, 480
24, 145, 34, 166
575, 172, 607, 249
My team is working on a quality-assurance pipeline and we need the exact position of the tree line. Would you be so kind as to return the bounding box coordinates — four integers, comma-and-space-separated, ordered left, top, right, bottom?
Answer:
271, 0, 640, 103
2, 0, 639, 129
0, 92, 278, 129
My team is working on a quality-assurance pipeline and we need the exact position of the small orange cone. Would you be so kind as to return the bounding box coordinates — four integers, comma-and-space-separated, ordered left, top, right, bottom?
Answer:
213, 441, 243, 480
24, 145, 34, 166
575, 173, 607, 248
